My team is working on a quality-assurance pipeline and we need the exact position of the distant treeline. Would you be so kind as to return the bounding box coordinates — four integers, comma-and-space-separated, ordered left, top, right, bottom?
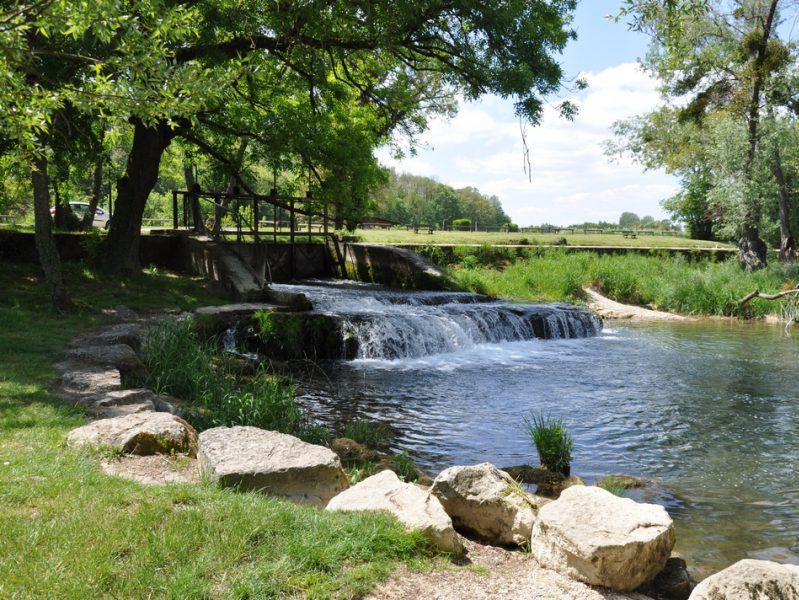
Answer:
371, 170, 512, 229
564, 212, 678, 231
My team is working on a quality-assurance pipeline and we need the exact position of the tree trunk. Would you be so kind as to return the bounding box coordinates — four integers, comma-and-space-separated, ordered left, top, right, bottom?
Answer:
773, 148, 796, 261
737, 0, 779, 270
102, 119, 174, 272
82, 159, 103, 230
31, 152, 73, 312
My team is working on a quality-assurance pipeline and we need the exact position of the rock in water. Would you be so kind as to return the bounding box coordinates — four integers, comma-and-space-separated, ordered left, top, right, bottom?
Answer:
530, 485, 675, 591
330, 437, 376, 465
198, 426, 348, 506
67, 413, 198, 456
689, 559, 799, 599
430, 463, 546, 547
327, 470, 463, 554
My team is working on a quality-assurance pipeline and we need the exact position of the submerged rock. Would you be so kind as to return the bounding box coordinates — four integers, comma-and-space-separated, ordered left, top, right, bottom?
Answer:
67, 413, 198, 456
638, 556, 693, 600
531, 485, 675, 592
688, 559, 799, 599
198, 426, 348, 506
330, 437, 376, 465
430, 463, 547, 547
326, 470, 462, 554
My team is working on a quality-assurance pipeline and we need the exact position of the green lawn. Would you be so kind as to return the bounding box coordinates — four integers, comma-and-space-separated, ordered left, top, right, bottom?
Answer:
0, 261, 430, 599
354, 228, 734, 249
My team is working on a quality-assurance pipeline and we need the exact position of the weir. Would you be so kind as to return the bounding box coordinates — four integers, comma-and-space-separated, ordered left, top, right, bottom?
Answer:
269, 282, 602, 360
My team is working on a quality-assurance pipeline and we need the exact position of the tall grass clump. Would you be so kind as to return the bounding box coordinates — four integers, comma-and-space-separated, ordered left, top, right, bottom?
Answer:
523, 412, 574, 476
448, 249, 799, 318
143, 318, 329, 443
342, 419, 395, 450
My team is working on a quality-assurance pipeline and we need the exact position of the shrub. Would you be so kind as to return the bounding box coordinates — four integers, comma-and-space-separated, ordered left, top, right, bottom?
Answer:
391, 451, 418, 483
452, 218, 472, 231
522, 412, 574, 476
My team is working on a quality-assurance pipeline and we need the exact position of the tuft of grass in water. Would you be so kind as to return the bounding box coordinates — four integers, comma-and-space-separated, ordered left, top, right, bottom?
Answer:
597, 483, 629, 497
342, 419, 396, 450
447, 250, 799, 318
522, 412, 574, 476
392, 451, 418, 483
142, 318, 330, 443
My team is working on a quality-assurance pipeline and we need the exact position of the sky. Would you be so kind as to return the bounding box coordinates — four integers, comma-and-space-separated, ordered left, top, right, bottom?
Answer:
376, 2, 678, 227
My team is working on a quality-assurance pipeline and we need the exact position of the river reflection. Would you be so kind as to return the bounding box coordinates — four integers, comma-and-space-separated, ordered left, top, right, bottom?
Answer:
296, 321, 799, 577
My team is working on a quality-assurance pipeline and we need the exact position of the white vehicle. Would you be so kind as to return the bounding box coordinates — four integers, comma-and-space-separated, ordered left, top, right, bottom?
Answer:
49, 202, 111, 229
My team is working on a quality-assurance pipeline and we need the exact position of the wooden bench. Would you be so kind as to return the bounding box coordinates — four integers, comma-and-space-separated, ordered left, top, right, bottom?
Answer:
622, 231, 637, 239
413, 225, 434, 234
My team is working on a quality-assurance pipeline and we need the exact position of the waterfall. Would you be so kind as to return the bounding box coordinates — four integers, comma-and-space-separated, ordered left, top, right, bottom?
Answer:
270, 281, 602, 361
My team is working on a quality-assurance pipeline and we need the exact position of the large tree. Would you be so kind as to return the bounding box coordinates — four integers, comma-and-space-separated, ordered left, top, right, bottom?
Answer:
616, 0, 798, 268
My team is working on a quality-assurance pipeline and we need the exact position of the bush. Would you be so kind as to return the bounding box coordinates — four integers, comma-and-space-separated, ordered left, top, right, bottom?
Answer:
452, 218, 472, 231
523, 412, 574, 476
143, 318, 330, 443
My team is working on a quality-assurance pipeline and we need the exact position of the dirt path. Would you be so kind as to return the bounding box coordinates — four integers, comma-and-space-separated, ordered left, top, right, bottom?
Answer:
583, 288, 688, 322
366, 539, 648, 600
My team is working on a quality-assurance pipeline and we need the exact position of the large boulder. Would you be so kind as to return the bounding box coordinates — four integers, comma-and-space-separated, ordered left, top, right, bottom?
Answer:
327, 470, 463, 554
198, 426, 348, 506
531, 485, 675, 592
430, 463, 546, 547
61, 344, 146, 384
689, 559, 799, 599
67, 412, 198, 456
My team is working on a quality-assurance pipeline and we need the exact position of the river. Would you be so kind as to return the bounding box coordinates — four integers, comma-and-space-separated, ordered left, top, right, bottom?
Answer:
270, 281, 799, 577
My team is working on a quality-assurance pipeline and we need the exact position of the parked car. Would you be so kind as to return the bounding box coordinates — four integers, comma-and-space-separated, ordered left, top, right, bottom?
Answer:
49, 202, 110, 229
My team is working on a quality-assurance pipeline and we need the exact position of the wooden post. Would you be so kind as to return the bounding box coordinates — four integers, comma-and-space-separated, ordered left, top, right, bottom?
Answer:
253, 195, 259, 235
270, 188, 277, 244
172, 190, 178, 230
214, 192, 222, 238
289, 195, 296, 279
306, 190, 312, 242
323, 202, 329, 237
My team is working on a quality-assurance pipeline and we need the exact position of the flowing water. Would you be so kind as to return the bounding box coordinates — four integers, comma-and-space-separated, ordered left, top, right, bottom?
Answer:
269, 281, 799, 577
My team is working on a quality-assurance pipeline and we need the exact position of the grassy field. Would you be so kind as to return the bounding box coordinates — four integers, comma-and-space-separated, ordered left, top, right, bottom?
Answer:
446, 250, 799, 318
0, 261, 431, 598
354, 228, 734, 249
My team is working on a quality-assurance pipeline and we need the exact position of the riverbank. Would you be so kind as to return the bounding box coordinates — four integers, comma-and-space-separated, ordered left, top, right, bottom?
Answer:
0, 262, 430, 597
443, 249, 799, 319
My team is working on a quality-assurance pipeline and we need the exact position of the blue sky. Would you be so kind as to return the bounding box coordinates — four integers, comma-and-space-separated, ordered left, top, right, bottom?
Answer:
377, 1, 678, 227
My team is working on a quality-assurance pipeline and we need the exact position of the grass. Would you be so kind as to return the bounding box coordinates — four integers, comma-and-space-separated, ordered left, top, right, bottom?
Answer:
522, 413, 574, 476
354, 228, 733, 249
447, 249, 799, 318
0, 259, 431, 598
391, 452, 418, 483
143, 318, 331, 444
342, 419, 396, 451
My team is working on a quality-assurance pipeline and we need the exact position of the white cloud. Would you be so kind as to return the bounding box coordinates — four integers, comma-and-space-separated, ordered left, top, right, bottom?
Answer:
377, 63, 677, 226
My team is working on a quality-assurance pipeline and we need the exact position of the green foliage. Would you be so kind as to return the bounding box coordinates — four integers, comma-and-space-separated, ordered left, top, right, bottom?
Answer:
391, 452, 418, 483
346, 461, 377, 485
449, 250, 799, 318
142, 318, 329, 443
523, 412, 574, 476
343, 420, 395, 451
452, 218, 473, 231
597, 483, 629, 497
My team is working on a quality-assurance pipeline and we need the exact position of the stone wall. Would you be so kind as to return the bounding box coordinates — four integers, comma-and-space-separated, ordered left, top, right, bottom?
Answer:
341, 242, 447, 290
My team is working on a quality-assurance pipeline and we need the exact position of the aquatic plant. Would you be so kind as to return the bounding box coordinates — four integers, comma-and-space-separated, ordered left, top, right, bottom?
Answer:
342, 419, 395, 451
392, 451, 418, 483
523, 412, 574, 476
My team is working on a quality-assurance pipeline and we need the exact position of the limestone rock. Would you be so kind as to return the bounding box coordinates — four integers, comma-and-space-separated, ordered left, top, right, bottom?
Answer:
430, 463, 546, 547
198, 426, 348, 506
54, 361, 122, 396
689, 559, 799, 600
62, 344, 146, 384
78, 389, 156, 418
638, 556, 692, 600
327, 470, 463, 554
69, 323, 146, 353
67, 412, 198, 456
531, 485, 675, 592
331, 437, 376, 464
502, 464, 564, 486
